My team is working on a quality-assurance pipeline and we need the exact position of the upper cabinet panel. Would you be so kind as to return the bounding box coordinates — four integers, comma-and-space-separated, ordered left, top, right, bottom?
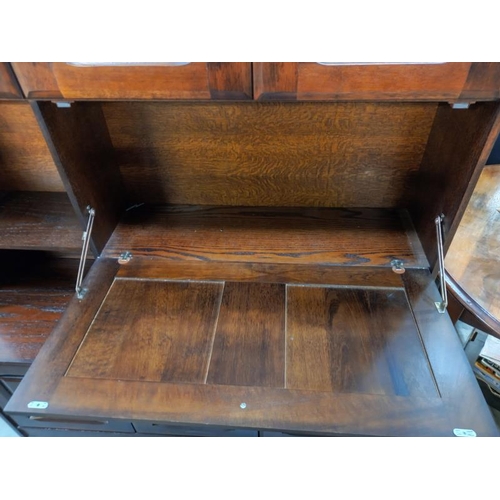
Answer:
11, 62, 252, 100
0, 63, 22, 99
254, 63, 500, 101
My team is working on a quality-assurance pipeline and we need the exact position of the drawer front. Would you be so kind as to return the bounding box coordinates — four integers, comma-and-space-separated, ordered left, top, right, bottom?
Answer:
254, 62, 500, 101
13, 414, 135, 433
0, 63, 22, 99
133, 421, 258, 437
11, 62, 252, 100
20, 427, 140, 437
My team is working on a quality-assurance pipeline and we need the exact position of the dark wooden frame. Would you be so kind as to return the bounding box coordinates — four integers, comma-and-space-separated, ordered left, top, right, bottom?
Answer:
3, 62, 500, 436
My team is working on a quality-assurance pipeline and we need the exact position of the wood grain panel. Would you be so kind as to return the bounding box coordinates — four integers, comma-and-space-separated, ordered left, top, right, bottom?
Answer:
461, 63, 500, 100
411, 101, 500, 268
254, 63, 479, 101
11, 62, 62, 99
286, 286, 437, 396
24, 376, 451, 436
403, 269, 499, 436
446, 273, 500, 338
117, 261, 403, 288
67, 280, 223, 384
207, 282, 285, 387
6, 264, 498, 436
0, 192, 81, 252
296, 63, 471, 101
445, 165, 500, 336
0, 102, 64, 191
207, 63, 252, 99
12, 63, 252, 100
34, 101, 125, 254
104, 206, 426, 268
102, 101, 436, 207
0, 64, 22, 99
0, 253, 78, 364
253, 62, 298, 100
4, 258, 119, 404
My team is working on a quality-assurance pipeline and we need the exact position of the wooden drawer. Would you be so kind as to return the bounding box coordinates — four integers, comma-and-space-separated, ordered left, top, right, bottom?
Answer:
11, 62, 252, 100
13, 414, 135, 433
254, 62, 500, 101
20, 427, 138, 437
133, 421, 258, 437
0, 63, 22, 99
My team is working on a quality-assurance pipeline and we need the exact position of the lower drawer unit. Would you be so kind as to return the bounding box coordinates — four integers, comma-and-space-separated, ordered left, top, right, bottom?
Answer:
20, 428, 140, 437
12, 414, 135, 433
133, 422, 258, 437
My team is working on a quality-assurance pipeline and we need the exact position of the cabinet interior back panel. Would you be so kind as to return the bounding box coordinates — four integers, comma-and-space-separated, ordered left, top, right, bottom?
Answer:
102, 102, 437, 208
0, 103, 64, 192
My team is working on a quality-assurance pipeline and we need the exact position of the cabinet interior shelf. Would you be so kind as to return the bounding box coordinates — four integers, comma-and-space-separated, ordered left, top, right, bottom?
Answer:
0, 192, 82, 253
104, 205, 429, 270
0, 252, 78, 365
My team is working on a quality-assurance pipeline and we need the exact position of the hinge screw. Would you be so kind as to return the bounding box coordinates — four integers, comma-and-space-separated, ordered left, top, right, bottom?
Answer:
118, 251, 132, 264
391, 259, 406, 274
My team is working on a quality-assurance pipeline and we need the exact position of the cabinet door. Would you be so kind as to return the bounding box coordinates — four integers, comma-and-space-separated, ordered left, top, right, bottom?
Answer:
5, 258, 497, 436
0, 63, 22, 99
254, 62, 500, 101
11, 62, 252, 100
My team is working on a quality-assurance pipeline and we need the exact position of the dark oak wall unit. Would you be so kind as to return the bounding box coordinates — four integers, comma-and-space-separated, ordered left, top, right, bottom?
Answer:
2, 62, 500, 436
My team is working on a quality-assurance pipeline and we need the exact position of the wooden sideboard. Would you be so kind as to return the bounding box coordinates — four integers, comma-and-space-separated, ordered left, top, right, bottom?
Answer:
445, 164, 500, 338
1, 62, 500, 436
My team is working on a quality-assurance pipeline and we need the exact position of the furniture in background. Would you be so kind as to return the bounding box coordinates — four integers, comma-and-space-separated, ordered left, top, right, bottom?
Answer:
445, 164, 500, 339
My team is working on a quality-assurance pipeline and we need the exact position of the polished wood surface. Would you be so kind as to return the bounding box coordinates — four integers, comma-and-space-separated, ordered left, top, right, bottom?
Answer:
0, 102, 64, 192
446, 274, 499, 338
6, 257, 498, 436
402, 269, 498, 435
207, 282, 285, 387
0, 253, 77, 364
116, 260, 403, 287
3, 62, 499, 436
445, 165, 500, 336
0, 192, 81, 252
0, 63, 22, 99
68, 280, 223, 383
461, 63, 500, 100
34, 101, 125, 254
254, 63, 478, 101
102, 101, 436, 207
411, 101, 500, 268
12, 63, 252, 100
6, 258, 119, 404
286, 286, 436, 396
104, 206, 428, 268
